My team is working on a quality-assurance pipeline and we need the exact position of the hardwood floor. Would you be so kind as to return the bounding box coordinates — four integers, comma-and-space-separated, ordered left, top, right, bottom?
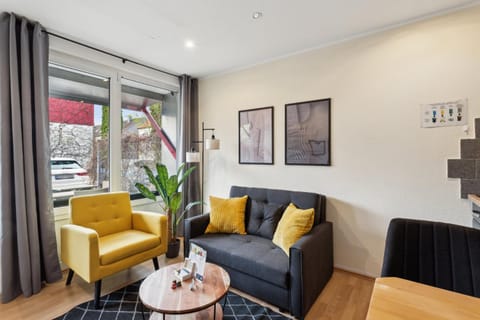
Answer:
305, 269, 374, 320
0, 257, 374, 320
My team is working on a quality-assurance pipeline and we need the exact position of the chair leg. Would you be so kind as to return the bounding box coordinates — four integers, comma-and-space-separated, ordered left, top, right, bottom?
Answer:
66, 269, 74, 286
94, 280, 102, 309
152, 257, 159, 270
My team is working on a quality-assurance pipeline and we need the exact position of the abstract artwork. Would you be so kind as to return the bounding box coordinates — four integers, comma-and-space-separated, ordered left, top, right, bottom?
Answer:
285, 98, 331, 166
239, 106, 274, 164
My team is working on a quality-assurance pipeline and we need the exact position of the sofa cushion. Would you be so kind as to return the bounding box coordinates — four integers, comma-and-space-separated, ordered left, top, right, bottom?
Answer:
205, 196, 248, 234
191, 234, 289, 288
247, 200, 284, 239
273, 203, 314, 256
99, 230, 160, 265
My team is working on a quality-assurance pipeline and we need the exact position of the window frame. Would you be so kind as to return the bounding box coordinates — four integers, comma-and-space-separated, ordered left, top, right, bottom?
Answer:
49, 42, 180, 213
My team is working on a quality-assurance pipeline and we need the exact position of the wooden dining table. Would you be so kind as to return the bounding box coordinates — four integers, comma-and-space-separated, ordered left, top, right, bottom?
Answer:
366, 277, 480, 319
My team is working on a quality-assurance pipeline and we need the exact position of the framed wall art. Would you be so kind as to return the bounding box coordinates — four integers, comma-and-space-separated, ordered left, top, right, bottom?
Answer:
285, 98, 331, 166
239, 106, 274, 164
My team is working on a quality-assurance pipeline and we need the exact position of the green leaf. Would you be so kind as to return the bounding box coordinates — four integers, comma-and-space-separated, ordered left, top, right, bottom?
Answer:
142, 165, 161, 194
175, 201, 202, 225
153, 164, 168, 201
176, 162, 185, 177
185, 201, 202, 211
178, 166, 196, 188
156, 163, 168, 189
134, 183, 156, 201
166, 175, 178, 196
170, 192, 182, 213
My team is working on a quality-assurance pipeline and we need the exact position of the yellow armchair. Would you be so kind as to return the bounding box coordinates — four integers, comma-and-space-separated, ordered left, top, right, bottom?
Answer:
61, 192, 167, 308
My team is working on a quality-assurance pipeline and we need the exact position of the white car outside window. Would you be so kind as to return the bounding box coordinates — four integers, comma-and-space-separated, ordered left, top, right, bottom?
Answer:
51, 158, 91, 192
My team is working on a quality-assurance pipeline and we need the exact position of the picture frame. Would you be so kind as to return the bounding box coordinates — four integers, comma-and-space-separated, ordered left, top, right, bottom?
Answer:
285, 98, 331, 166
238, 106, 274, 164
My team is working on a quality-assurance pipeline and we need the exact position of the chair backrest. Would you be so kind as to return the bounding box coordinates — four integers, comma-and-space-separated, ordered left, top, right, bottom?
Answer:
230, 185, 326, 226
381, 218, 480, 298
70, 191, 133, 237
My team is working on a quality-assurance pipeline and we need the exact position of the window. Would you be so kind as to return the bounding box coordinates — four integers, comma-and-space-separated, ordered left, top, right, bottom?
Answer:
48, 51, 180, 208
49, 64, 110, 206
120, 79, 178, 194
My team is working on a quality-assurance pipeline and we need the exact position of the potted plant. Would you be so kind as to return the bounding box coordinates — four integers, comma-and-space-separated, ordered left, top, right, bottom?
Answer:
135, 162, 200, 258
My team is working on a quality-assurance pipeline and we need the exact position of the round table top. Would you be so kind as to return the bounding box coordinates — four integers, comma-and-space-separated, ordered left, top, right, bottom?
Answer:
139, 262, 230, 315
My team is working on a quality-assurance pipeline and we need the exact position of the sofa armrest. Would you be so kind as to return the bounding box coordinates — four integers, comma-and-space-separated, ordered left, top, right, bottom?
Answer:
289, 221, 333, 319
184, 214, 210, 257
132, 211, 168, 253
61, 224, 100, 282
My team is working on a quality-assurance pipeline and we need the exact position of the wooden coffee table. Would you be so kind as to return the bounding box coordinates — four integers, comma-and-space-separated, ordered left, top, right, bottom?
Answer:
139, 262, 230, 320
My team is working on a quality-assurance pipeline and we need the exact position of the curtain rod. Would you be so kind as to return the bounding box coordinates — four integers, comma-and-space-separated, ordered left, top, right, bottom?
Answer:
43, 30, 179, 78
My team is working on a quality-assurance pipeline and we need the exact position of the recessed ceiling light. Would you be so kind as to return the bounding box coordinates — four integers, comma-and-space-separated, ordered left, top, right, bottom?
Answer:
252, 11, 263, 20
184, 39, 195, 49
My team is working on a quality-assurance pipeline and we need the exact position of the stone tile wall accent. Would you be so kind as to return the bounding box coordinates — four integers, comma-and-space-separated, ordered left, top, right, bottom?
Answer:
448, 118, 480, 198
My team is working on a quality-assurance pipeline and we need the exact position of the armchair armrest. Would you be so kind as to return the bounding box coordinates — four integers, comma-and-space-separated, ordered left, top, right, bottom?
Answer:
184, 214, 210, 257
289, 221, 333, 319
132, 211, 168, 253
60, 224, 100, 282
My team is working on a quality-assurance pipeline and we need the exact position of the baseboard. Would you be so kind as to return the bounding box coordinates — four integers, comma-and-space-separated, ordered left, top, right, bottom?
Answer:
334, 264, 378, 279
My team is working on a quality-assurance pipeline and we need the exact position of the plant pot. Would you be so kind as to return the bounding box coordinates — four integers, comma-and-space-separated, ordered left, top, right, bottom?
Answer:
166, 238, 181, 258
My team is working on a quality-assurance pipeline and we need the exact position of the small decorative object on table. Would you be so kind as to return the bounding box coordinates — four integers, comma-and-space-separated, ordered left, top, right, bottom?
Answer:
189, 243, 207, 282
171, 280, 182, 289
174, 258, 194, 281
189, 277, 196, 291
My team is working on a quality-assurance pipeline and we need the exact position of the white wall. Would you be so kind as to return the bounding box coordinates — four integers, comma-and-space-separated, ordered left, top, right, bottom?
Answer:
199, 6, 480, 277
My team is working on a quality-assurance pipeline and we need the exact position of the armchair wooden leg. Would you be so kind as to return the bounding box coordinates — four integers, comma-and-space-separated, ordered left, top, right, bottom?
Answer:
94, 280, 102, 309
66, 269, 74, 286
152, 257, 159, 270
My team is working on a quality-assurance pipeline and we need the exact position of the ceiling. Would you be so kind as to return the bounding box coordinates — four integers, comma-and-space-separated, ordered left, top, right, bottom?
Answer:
2, 0, 480, 77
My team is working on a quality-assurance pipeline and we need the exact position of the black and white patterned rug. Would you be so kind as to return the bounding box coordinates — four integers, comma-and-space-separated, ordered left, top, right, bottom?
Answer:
55, 280, 290, 320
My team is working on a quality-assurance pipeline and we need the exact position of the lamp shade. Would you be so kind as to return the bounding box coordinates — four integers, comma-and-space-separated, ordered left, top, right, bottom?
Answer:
205, 138, 220, 150
186, 151, 201, 163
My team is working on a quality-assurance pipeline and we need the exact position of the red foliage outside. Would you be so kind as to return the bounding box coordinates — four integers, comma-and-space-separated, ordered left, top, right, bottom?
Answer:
49, 97, 94, 126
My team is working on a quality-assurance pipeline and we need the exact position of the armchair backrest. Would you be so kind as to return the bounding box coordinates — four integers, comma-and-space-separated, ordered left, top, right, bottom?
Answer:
381, 218, 480, 298
70, 191, 133, 237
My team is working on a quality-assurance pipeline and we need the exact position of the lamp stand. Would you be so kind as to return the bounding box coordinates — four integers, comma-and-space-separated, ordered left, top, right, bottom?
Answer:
190, 121, 218, 215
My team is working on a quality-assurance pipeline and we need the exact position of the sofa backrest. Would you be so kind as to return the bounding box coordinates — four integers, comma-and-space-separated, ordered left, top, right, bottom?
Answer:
70, 191, 133, 237
230, 186, 326, 238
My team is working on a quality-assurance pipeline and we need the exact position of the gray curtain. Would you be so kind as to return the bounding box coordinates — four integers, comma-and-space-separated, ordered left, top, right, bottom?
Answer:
0, 12, 62, 303
178, 75, 201, 235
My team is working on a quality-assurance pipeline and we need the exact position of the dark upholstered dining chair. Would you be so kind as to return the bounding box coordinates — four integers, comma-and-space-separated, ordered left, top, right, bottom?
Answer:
381, 218, 480, 298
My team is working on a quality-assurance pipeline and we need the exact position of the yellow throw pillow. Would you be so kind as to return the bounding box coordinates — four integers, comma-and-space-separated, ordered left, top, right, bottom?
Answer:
205, 195, 248, 234
273, 203, 314, 256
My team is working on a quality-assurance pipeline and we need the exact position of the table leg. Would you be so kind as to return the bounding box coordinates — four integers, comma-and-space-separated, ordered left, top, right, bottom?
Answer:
213, 304, 216, 320
140, 298, 145, 320
222, 295, 227, 309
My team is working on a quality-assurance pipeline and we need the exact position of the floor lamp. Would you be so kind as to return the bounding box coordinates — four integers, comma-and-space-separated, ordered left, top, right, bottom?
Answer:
186, 122, 220, 214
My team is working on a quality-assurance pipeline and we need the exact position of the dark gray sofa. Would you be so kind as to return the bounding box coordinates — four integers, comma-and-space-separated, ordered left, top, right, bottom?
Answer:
184, 186, 333, 319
